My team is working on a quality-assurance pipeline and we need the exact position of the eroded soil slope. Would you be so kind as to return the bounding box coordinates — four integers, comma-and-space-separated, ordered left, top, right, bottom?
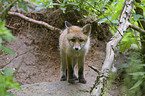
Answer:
0, 23, 107, 85
0, 8, 112, 85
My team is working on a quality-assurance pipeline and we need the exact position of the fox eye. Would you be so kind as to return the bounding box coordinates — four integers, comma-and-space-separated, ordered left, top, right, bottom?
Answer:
79, 39, 84, 42
71, 39, 75, 42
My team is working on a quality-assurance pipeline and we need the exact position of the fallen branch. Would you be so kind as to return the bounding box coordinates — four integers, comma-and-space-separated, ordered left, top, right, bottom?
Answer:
8, 12, 62, 33
129, 23, 145, 34
91, 0, 134, 95
5, 25, 17, 30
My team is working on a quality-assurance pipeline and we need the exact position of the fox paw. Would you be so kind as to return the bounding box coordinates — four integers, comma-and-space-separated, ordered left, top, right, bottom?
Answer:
79, 78, 87, 84
74, 75, 78, 80
68, 79, 77, 84
60, 75, 67, 81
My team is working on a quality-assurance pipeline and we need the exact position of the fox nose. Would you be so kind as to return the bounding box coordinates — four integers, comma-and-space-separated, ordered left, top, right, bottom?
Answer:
75, 48, 79, 50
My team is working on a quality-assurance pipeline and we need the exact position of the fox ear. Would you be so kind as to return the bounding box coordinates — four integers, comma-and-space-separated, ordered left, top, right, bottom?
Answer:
82, 24, 91, 36
65, 21, 72, 28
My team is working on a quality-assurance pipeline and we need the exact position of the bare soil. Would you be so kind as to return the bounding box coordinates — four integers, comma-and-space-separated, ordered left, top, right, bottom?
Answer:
0, 24, 105, 84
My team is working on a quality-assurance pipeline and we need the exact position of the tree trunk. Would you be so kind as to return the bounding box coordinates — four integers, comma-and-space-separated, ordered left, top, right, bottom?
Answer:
91, 0, 134, 95
135, 0, 145, 62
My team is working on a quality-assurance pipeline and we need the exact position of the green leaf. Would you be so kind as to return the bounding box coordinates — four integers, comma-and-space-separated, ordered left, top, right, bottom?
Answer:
4, 68, 15, 75
111, 9, 122, 21
140, 64, 145, 66
1, 46, 15, 55
111, 20, 119, 24
119, 63, 129, 69
119, 42, 132, 52
130, 80, 143, 90
0, 87, 6, 96
98, 18, 108, 23
28, 5, 35, 10
60, 7, 66, 13
141, 18, 145, 21
35, 5, 44, 11
63, 0, 66, 4
23, 5, 28, 12
0, 71, 2, 75
11, 83, 22, 90
134, 3, 140, 8
132, 13, 143, 21
18, 2, 23, 8
2, 35, 11, 42
115, 1, 123, 11
0, 38, 2, 46
135, 3, 145, 10
7, 92, 14, 96
49, 3, 60, 6
128, 72, 145, 76
98, 16, 112, 23
111, 13, 119, 21
68, 2, 78, 5
18, 1, 28, 12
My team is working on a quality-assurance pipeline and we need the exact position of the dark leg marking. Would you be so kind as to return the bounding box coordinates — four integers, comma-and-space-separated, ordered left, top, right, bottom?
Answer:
78, 67, 86, 84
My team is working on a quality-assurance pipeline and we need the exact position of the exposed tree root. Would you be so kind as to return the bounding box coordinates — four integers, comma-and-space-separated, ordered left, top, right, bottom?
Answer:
129, 23, 145, 34
8, 12, 62, 33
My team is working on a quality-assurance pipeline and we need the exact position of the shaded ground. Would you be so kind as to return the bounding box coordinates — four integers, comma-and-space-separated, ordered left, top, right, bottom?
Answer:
0, 24, 105, 84
0, 8, 126, 96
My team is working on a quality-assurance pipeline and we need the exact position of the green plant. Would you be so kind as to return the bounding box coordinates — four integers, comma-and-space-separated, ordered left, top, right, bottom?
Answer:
121, 51, 145, 96
0, 68, 22, 96
97, 0, 145, 52
0, 20, 21, 96
30, 0, 53, 11
17, 0, 35, 12
117, 30, 140, 52
0, 19, 15, 55
32, 0, 78, 13
0, 0, 34, 15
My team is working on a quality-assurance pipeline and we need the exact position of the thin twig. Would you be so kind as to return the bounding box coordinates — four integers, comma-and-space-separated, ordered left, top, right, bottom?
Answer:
129, 23, 145, 34
0, 0, 18, 16
88, 65, 100, 74
13, 56, 24, 76
8, 12, 62, 33
5, 25, 17, 30
1, 49, 33, 69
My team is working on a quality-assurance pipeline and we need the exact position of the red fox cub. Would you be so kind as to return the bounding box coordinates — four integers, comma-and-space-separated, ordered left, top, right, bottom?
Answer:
59, 21, 91, 84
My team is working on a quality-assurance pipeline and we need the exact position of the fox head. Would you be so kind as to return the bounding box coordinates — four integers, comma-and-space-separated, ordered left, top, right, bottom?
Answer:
65, 21, 91, 51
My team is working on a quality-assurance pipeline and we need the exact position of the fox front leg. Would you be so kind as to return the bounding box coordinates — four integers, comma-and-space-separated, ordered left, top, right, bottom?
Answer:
67, 55, 77, 84
72, 57, 78, 80
78, 56, 86, 84
60, 50, 67, 81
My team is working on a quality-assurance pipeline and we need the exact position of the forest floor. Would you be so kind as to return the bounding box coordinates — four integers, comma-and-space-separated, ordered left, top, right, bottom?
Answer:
0, 8, 127, 96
